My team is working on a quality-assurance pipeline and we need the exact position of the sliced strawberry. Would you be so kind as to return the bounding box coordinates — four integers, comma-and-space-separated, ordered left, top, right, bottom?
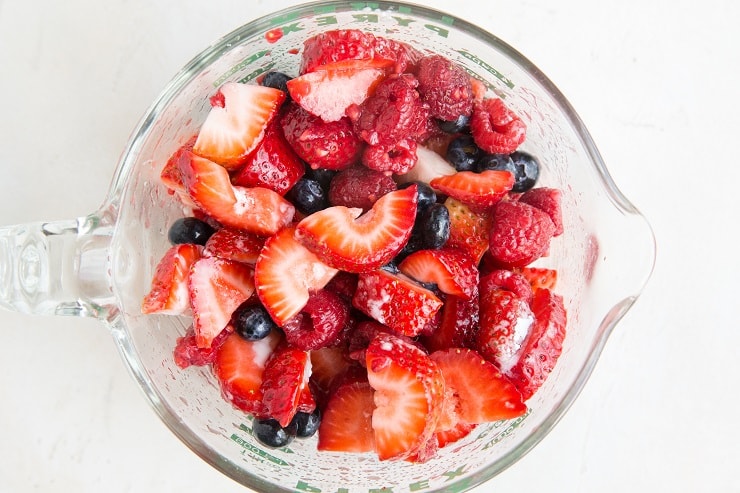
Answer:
297, 382, 317, 414
309, 346, 354, 401
260, 345, 312, 427
317, 373, 376, 453
398, 249, 479, 299
430, 348, 527, 424
254, 226, 339, 326
188, 257, 255, 348
517, 267, 558, 292
230, 118, 305, 195
430, 170, 514, 210
352, 269, 443, 338
444, 197, 491, 263
203, 227, 264, 264
288, 63, 389, 122
142, 243, 202, 315
160, 136, 199, 208
177, 150, 295, 236
365, 333, 444, 461
193, 82, 285, 169
475, 288, 535, 374
213, 330, 282, 415
294, 186, 418, 273
434, 422, 476, 449
507, 288, 567, 400
419, 292, 479, 353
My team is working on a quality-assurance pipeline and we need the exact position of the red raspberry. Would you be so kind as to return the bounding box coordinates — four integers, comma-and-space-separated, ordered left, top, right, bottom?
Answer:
173, 328, 229, 369
470, 98, 526, 154
324, 271, 359, 303
300, 30, 420, 74
301, 30, 378, 74
518, 187, 564, 236
361, 138, 418, 175
487, 201, 556, 268
349, 74, 430, 146
281, 289, 351, 350
480, 269, 534, 305
328, 165, 397, 211
281, 102, 363, 170
416, 55, 474, 121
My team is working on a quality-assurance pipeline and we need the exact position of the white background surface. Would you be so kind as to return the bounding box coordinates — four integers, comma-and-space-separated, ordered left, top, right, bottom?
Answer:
0, 1, 738, 492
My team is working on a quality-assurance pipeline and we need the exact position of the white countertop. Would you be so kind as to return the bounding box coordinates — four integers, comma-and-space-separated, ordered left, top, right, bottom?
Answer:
1, 1, 738, 492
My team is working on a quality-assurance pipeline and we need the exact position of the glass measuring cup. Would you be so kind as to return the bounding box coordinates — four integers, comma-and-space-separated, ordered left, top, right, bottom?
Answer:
0, 1, 656, 492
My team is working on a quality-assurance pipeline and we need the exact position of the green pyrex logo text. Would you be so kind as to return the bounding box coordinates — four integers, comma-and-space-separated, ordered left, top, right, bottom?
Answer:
215, 4, 513, 90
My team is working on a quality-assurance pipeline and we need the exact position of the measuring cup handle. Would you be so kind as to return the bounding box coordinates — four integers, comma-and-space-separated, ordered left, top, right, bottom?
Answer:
0, 210, 115, 318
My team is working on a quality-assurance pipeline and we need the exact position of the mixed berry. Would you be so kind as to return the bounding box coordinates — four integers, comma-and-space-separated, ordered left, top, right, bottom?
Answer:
143, 29, 567, 462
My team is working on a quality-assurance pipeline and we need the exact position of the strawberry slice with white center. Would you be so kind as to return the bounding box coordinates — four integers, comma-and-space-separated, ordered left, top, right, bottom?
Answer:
317, 372, 376, 453
141, 243, 202, 315
254, 226, 339, 327
288, 61, 389, 122
193, 82, 285, 169
430, 348, 526, 425
430, 170, 514, 210
213, 330, 282, 416
366, 333, 444, 461
188, 256, 255, 348
294, 185, 418, 273
398, 249, 479, 300
177, 150, 295, 236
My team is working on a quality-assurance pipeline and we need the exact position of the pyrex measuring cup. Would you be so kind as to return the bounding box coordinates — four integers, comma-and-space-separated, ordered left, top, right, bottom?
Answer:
0, 1, 656, 492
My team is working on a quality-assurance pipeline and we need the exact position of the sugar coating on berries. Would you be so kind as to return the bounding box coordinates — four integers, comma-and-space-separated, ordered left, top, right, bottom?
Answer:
362, 138, 418, 175
416, 55, 474, 122
470, 98, 526, 154
328, 166, 397, 211
281, 103, 363, 170
349, 74, 430, 146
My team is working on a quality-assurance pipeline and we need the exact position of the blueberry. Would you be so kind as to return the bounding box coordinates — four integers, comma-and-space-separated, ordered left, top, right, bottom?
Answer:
380, 262, 400, 274
509, 151, 540, 192
478, 151, 540, 192
399, 181, 436, 211
477, 153, 514, 173
261, 71, 292, 95
419, 203, 450, 250
232, 304, 275, 341
167, 217, 215, 246
289, 409, 321, 438
252, 418, 297, 448
397, 202, 451, 262
305, 167, 336, 193
445, 135, 481, 172
436, 114, 470, 134
286, 177, 328, 215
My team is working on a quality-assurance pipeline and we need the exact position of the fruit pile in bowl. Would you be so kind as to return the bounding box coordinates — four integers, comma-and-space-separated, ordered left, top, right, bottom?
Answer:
141, 29, 566, 463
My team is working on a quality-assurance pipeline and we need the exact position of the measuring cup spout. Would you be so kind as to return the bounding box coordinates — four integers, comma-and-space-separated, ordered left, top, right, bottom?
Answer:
0, 211, 116, 318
